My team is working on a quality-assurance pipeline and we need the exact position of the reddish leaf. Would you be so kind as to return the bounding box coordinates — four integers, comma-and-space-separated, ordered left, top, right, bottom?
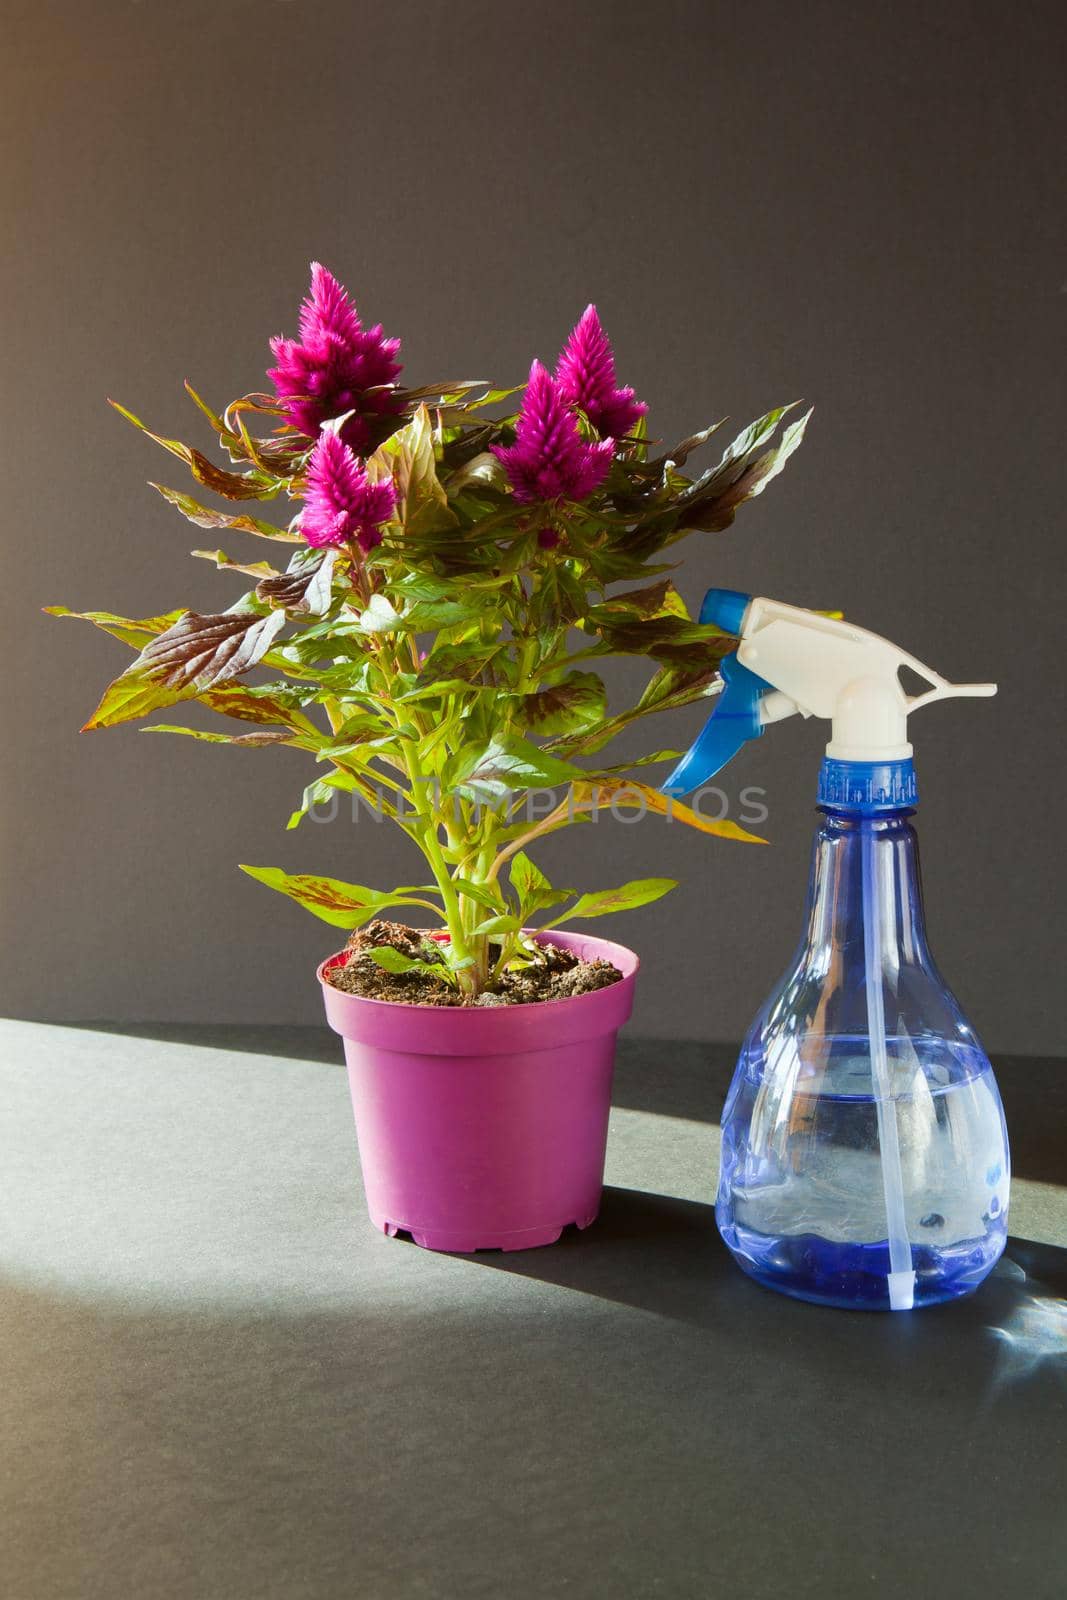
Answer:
187, 450, 278, 501
136, 610, 287, 688
570, 780, 766, 844
109, 399, 280, 500
200, 684, 312, 728
588, 613, 734, 666
83, 608, 287, 730
152, 484, 297, 541
191, 549, 280, 578
142, 725, 299, 748
519, 672, 607, 736
256, 551, 335, 616
585, 580, 687, 623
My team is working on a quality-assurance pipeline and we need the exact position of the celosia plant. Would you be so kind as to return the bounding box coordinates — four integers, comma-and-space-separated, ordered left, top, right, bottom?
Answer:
50, 264, 809, 998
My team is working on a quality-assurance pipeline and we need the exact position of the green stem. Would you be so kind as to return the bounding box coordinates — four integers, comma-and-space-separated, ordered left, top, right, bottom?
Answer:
399, 740, 479, 994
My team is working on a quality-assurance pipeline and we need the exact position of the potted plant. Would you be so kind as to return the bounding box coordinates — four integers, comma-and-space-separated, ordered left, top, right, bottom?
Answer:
50, 264, 808, 1251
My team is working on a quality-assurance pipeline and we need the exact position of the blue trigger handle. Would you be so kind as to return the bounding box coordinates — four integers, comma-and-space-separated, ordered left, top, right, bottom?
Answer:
662, 590, 771, 795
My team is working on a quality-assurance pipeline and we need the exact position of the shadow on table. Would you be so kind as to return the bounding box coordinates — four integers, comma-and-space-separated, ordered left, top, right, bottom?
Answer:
456, 1184, 1067, 1345
4, 1220, 1064, 1600
468, 1186, 729, 1328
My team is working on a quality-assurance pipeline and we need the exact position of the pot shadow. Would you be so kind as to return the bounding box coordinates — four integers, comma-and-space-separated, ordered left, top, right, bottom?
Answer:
477, 1185, 731, 1328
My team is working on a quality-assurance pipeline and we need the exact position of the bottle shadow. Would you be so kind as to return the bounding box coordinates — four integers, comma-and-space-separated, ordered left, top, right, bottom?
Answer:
453, 1184, 1067, 1354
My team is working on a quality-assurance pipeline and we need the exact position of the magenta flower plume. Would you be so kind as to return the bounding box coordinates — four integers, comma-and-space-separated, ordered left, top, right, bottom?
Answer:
555, 304, 647, 440
268, 263, 403, 451
492, 361, 613, 505
300, 430, 396, 553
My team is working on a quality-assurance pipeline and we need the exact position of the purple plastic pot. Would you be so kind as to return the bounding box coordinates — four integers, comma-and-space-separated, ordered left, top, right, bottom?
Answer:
318, 929, 638, 1253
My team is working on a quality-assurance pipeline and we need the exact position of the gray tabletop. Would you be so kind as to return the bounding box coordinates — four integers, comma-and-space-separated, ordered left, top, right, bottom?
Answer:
2, 1020, 1065, 1600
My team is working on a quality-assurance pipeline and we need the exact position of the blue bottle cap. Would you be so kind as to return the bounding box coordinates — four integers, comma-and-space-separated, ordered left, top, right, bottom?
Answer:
817, 757, 919, 812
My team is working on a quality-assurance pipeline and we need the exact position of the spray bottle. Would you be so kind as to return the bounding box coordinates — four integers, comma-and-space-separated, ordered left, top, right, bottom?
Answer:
666, 590, 1009, 1310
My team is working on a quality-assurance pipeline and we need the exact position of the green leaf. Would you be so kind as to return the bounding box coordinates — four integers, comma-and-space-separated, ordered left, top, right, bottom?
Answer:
327, 709, 386, 745
636, 663, 719, 715
80, 676, 186, 729
466, 385, 522, 408
470, 914, 522, 937
741, 406, 812, 500
394, 678, 489, 704
44, 605, 186, 649
551, 877, 677, 924
538, 561, 591, 625
240, 866, 425, 929
509, 849, 551, 901
451, 878, 507, 912
509, 850, 572, 919
451, 737, 585, 803
366, 405, 457, 536
445, 451, 509, 496
266, 659, 377, 697
386, 571, 472, 604
398, 379, 491, 404
286, 770, 361, 830
366, 946, 450, 978
710, 405, 799, 477
82, 608, 288, 730
356, 593, 402, 633
183, 380, 238, 444
416, 641, 502, 687
591, 749, 684, 773
400, 597, 480, 632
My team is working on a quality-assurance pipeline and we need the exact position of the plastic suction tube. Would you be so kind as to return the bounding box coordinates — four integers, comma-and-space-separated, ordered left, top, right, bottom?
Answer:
861, 823, 916, 1311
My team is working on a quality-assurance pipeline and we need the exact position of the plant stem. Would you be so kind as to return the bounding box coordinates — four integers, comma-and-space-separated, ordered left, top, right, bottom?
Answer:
398, 740, 480, 995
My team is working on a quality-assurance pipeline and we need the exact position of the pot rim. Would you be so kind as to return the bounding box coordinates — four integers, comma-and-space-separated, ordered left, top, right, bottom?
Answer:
317, 926, 639, 1016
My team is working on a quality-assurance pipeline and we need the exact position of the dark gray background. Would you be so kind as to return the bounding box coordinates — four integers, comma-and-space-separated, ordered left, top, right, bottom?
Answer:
4, 0, 1063, 1050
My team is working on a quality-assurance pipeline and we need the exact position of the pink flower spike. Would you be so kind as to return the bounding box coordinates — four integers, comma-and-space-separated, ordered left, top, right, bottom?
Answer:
268, 263, 403, 451
300, 430, 397, 553
492, 361, 613, 506
555, 304, 647, 440
297, 261, 364, 350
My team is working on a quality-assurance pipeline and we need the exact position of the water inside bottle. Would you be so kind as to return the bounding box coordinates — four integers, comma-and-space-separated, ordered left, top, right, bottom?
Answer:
716, 1035, 1010, 1310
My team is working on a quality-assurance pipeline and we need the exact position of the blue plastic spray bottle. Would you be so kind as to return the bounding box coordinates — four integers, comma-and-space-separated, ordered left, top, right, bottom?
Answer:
666, 591, 1007, 1311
